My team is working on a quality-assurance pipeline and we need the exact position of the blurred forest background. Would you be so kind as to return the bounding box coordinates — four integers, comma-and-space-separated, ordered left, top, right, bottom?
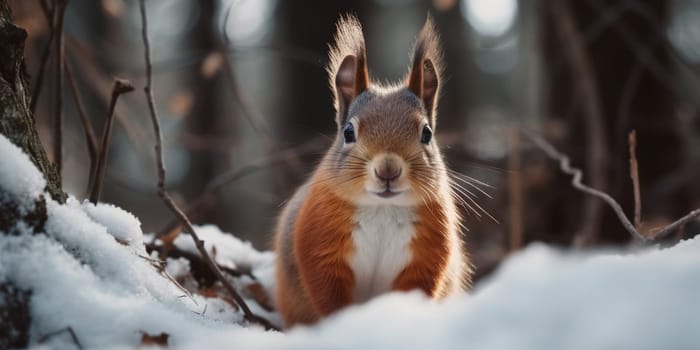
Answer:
9, 0, 700, 281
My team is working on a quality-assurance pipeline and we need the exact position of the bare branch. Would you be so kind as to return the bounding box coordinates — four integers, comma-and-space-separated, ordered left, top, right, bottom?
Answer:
138, 0, 277, 331
52, 0, 68, 176
649, 209, 700, 240
523, 129, 700, 244
507, 125, 523, 251
137, 254, 198, 306
89, 79, 134, 204
38, 326, 82, 349
154, 137, 326, 240
551, 0, 608, 246
628, 130, 642, 230
65, 58, 99, 195
30, 0, 55, 114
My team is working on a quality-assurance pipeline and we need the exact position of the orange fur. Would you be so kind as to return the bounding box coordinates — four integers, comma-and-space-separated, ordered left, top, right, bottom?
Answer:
274, 267, 317, 325
392, 200, 451, 296
292, 172, 356, 318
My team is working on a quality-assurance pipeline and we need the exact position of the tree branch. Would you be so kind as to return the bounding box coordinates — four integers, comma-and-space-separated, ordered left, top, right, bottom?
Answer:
154, 136, 325, 240
38, 326, 82, 349
507, 125, 523, 251
30, 0, 55, 114
523, 129, 700, 244
52, 0, 68, 176
65, 58, 99, 195
550, 0, 608, 246
138, 0, 277, 331
89, 79, 133, 204
628, 130, 642, 230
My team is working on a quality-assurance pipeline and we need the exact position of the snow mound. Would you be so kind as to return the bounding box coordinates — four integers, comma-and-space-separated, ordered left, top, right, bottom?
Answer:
0, 134, 46, 207
187, 238, 700, 350
81, 200, 143, 244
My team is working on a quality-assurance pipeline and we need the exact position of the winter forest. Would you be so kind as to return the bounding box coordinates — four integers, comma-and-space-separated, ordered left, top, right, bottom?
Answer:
1, 0, 700, 348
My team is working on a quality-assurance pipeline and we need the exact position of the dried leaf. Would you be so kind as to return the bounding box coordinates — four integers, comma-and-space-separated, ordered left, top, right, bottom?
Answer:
198, 288, 219, 299
167, 92, 193, 118
433, 0, 457, 11
101, 0, 125, 18
139, 332, 169, 347
201, 52, 224, 78
641, 216, 673, 238
159, 225, 182, 248
199, 288, 240, 312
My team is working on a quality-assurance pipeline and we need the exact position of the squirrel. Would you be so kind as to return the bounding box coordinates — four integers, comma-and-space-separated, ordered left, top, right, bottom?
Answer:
274, 14, 472, 328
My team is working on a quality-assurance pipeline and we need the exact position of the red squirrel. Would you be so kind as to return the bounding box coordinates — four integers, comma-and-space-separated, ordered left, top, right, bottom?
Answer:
274, 15, 472, 328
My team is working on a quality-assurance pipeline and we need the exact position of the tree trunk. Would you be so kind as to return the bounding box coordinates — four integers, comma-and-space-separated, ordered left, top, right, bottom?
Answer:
0, 1, 64, 347
0, 0, 64, 202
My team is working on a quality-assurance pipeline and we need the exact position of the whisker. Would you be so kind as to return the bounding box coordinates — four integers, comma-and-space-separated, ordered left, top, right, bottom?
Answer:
447, 178, 498, 223
446, 170, 494, 199
449, 185, 483, 219
446, 168, 495, 189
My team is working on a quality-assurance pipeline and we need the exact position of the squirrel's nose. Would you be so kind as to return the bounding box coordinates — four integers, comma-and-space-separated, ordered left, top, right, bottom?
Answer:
374, 167, 402, 182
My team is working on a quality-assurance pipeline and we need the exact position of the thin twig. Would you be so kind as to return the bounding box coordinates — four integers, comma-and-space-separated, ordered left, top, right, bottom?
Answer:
53, 0, 69, 176
65, 58, 99, 195
138, 0, 277, 331
628, 130, 642, 230
551, 0, 608, 247
507, 125, 523, 251
137, 254, 198, 306
65, 60, 98, 158
145, 241, 257, 281
65, 38, 150, 148
523, 129, 700, 243
154, 137, 325, 240
38, 326, 82, 349
31, 0, 56, 114
89, 79, 134, 204
649, 209, 700, 240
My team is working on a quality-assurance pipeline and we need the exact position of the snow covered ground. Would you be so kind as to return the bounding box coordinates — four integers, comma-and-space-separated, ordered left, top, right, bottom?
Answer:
2, 133, 700, 350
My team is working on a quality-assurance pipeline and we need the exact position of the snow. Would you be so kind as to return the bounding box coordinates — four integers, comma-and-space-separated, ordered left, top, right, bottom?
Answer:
172, 224, 277, 300
80, 201, 143, 244
183, 239, 700, 350
0, 134, 46, 208
1, 134, 700, 349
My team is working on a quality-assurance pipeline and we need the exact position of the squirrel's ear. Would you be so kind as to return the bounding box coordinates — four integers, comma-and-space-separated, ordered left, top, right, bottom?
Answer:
407, 16, 442, 128
328, 15, 369, 126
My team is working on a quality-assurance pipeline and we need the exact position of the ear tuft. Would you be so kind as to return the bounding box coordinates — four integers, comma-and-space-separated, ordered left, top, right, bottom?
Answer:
327, 14, 370, 126
407, 15, 443, 127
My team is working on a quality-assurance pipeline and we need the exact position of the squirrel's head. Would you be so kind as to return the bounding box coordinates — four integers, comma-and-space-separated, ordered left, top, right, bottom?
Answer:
322, 15, 447, 206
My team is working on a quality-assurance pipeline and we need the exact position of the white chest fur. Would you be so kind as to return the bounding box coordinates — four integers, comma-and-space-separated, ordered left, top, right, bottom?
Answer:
349, 205, 416, 303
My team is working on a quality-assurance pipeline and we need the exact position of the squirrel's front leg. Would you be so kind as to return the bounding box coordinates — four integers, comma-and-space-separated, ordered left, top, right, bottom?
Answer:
293, 185, 356, 316
393, 203, 451, 297
295, 247, 355, 316
294, 227, 355, 316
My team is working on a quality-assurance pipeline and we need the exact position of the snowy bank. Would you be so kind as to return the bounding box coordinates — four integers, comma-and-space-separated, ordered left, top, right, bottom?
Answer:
185, 237, 700, 350
1, 133, 700, 349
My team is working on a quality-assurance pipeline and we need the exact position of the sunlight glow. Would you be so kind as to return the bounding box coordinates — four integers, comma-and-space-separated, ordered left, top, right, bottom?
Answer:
461, 0, 517, 37
668, 4, 700, 63
222, 0, 276, 46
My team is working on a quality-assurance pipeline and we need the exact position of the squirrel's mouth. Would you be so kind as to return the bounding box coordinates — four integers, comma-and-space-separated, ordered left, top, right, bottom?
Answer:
374, 189, 401, 198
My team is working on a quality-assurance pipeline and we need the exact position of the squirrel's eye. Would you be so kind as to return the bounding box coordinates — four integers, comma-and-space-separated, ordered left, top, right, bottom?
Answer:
343, 123, 356, 144
420, 125, 432, 144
